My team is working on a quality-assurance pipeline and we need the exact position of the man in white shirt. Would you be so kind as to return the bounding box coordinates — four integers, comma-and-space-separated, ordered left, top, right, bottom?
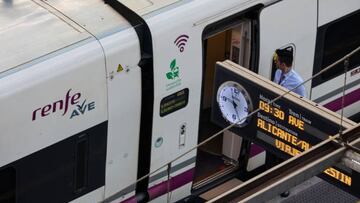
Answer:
272, 48, 306, 198
273, 48, 306, 97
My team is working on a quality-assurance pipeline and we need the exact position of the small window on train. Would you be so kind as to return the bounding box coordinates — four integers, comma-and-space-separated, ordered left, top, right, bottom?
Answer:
317, 11, 360, 82
0, 167, 16, 203
75, 134, 89, 193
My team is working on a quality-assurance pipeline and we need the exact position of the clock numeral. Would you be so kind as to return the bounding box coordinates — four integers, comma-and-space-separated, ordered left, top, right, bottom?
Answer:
244, 107, 248, 112
222, 96, 227, 102
233, 88, 239, 95
232, 114, 237, 121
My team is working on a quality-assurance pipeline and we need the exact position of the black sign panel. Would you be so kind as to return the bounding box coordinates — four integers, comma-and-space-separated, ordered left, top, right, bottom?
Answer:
160, 88, 189, 117
211, 62, 358, 197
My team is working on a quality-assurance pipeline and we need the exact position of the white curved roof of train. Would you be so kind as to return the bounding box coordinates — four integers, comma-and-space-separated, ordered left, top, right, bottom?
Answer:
0, 0, 182, 74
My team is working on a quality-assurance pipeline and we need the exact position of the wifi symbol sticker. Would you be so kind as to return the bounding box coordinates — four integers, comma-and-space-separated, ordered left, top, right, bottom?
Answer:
174, 34, 189, 53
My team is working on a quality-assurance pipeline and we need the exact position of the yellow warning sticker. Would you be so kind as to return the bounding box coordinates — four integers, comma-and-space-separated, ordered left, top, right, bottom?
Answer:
117, 64, 124, 72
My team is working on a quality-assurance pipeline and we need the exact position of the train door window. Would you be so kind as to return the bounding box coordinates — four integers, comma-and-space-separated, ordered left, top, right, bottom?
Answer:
0, 167, 15, 203
74, 134, 89, 193
194, 7, 260, 190
270, 45, 295, 81
313, 11, 360, 87
229, 21, 252, 68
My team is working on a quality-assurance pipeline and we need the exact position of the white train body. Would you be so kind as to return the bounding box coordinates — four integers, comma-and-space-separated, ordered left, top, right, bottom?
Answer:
0, 0, 359, 202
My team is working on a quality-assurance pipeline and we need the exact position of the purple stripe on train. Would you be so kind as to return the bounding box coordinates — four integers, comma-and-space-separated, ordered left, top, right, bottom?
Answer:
121, 168, 194, 203
120, 144, 265, 203
148, 168, 194, 200
249, 144, 264, 157
323, 88, 360, 111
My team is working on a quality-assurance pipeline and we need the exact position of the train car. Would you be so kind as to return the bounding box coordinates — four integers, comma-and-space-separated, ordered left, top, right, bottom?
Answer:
0, 0, 359, 202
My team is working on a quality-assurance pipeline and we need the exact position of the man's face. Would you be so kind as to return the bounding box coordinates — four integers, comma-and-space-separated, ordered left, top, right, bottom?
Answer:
275, 58, 286, 72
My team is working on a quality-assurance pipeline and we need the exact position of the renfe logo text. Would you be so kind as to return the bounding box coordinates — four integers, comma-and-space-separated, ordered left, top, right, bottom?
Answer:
32, 89, 95, 121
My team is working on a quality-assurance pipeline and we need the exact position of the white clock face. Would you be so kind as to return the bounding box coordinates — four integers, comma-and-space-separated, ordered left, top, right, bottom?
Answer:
217, 81, 252, 127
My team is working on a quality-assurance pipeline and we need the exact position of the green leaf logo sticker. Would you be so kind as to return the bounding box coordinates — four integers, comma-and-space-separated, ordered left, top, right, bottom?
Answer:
166, 59, 180, 80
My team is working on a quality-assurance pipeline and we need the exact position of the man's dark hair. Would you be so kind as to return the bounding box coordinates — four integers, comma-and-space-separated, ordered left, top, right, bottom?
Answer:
276, 48, 293, 67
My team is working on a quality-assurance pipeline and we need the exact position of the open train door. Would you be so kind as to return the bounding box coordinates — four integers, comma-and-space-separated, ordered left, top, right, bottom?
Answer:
258, 0, 317, 91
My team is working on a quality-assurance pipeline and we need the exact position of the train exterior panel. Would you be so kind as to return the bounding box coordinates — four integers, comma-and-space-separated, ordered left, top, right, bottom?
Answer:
0, 0, 359, 202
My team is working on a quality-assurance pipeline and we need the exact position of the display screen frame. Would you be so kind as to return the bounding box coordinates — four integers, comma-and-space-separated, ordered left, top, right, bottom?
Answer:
160, 88, 189, 117
211, 61, 359, 197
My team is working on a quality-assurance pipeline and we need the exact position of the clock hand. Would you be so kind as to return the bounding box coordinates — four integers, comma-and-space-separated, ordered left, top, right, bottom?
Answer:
231, 90, 240, 107
231, 91, 241, 122
234, 105, 241, 122
226, 96, 233, 102
222, 96, 234, 104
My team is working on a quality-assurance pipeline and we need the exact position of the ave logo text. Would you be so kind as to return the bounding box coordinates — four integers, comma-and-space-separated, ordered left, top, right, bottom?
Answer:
32, 89, 95, 121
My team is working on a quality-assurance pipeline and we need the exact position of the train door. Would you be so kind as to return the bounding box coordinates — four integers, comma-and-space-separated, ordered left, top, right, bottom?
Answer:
194, 8, 261, 192
140, 3, 262, 202
100, 30, 142, 201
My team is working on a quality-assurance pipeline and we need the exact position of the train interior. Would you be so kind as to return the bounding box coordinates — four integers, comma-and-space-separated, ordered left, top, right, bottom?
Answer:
193, 19, 253, 191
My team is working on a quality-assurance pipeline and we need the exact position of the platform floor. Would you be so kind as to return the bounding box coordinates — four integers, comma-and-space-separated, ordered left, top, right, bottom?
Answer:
267, 177, 358, 203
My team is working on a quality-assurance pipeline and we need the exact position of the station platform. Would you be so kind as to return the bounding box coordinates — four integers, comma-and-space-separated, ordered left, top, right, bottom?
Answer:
268, 177, 358, 203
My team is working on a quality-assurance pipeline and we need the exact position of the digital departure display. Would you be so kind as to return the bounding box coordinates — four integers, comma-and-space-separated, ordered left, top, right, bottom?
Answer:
255, 94, 352, 186
160, 88, 189, 117
211, 61, 358, 197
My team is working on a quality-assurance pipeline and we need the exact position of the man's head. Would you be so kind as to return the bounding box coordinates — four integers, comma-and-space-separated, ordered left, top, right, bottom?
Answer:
275, 48, 293, 73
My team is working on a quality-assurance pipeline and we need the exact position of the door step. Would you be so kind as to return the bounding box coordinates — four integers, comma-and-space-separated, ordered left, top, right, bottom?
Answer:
199, 178, 243, 201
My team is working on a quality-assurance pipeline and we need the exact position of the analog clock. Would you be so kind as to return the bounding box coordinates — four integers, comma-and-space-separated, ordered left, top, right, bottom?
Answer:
216, 81, 253, 127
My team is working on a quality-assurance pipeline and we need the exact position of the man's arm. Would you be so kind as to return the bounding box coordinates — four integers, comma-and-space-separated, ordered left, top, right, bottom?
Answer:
296, 85, 307, 98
